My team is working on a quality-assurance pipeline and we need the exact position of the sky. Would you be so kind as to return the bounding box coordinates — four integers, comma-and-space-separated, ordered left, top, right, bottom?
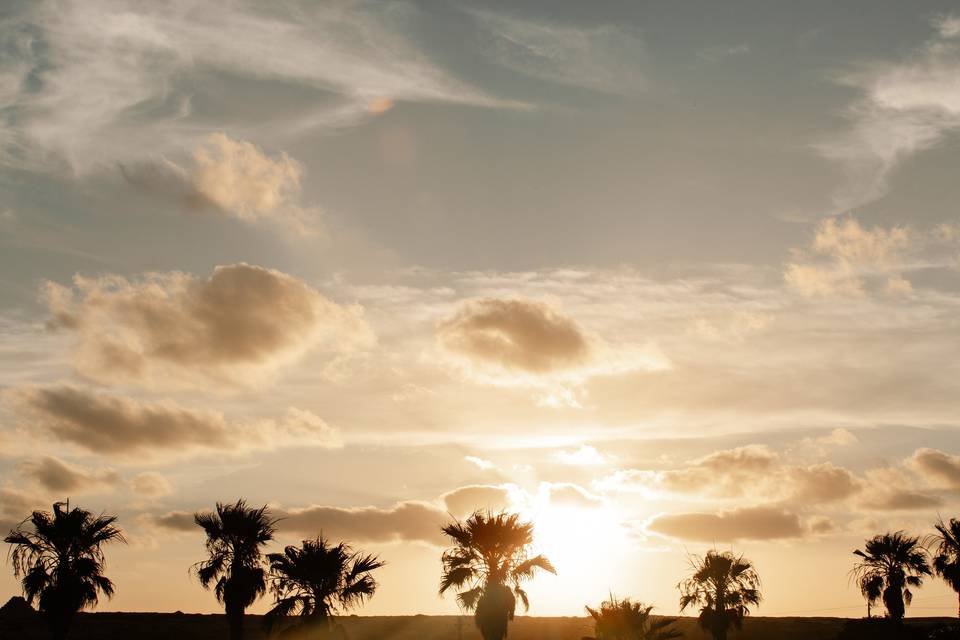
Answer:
3, 0, 960, 620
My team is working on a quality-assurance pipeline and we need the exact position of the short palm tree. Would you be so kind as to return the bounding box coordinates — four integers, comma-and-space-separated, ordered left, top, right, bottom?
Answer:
585, 595, 682, 640
193, 500, 277, 640
926, 518, 960, 618
264, 535, 384, 635
678, 550, 761, 640
439, 511, 556, 640
4, 501, 125, 640
851, 531, 930, 622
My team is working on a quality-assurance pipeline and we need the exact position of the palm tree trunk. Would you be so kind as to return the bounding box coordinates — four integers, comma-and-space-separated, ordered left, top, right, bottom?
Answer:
226, 603, 245, 640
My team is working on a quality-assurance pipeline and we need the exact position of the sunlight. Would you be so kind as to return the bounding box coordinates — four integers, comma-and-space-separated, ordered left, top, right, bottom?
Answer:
526, 496, 633, 593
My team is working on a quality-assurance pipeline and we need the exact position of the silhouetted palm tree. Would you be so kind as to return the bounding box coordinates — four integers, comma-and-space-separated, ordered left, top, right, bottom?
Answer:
927, 518, 960, 618
856, 571, 883, 619
585, 595, 682, 640
4, 501, 125, 640
193, 500, 277, 640
851, 531, 930, 622
264, 535, 384, 636
439, 511, 555, 640
678, 550, 761, 640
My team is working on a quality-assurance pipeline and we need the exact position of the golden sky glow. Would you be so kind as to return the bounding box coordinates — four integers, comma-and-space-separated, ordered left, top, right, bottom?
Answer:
3, 0, 960, 621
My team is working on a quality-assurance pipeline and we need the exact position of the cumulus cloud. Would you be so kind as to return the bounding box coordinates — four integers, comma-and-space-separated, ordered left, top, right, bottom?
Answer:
4, 385, 343, 459
438, 297, 593, 375
124, 134, 320, 234
42, 263, 373, 390
436, 296, 666, 405
275, 501, 448, 545
442, 484, 514, 517
19, 456, 119, 493
600, 445, 862, 506
909, 448, 960, 488
646, 506, 806, 542
819, 17, 960, 212
130, 472, 173, 498
784, 218, 912, 296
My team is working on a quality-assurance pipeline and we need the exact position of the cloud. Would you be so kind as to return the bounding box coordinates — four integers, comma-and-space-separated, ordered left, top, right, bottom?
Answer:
441, 485, 514, 517
784, 218, 912, 296
129, 472, 173, 498
436, 296, 666, 404
545, 483, 603, 509
818, 18, 960, 212
43, 263, 373, 389
139, 510, 196, 533
5, 384, 343, 458
0, 0, 513, 171
275, 501, 448, 545
19, 456, 119, 493
646, 505, 806, 542
860, 490, 944, 511
557, 444, 609, 466
464, 455, 496, 471
466, 9, 645, 95
0, 487, 45, 532
438, 297, 593, 375
123, 134, 320, 234
909, 448, 960, 488
600, 445, 861, 505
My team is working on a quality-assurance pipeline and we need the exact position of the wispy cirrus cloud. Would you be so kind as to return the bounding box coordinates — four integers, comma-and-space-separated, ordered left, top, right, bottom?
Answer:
819, 14, 960, 213
0, 0, 516, 172
466, 8, 646, 95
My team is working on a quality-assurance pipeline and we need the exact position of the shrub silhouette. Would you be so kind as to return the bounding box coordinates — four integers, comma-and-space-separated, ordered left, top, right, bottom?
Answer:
4, 501, 125, 640
678, 549, 761, 640
439, 511, 555, 640
851, 531, 930, 622
584, 595, 682, 640
264, 535, 384, 636
193, 500, 277, 640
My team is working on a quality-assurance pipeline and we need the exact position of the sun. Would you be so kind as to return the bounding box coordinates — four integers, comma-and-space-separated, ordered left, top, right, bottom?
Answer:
521, 496, 635, 611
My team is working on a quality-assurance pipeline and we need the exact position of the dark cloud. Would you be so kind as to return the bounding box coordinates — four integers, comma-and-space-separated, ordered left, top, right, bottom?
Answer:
647, 506, 805, 542
437, 297, 592, 374
5, 385, 341, 458
19, 456, 119, 493
42, 263, 372, 389
275, 501, 448, 546
140, 510, 197, 532
860, 491, 944, 511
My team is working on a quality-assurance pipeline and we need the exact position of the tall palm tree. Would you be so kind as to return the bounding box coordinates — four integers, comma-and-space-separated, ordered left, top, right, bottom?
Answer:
264, 535, 384, 635
439, 511, 556, 640
193, 500, 277, 640
678, 550, 761, 640
4, 501, 125, 640
585, 595, 682, 640
926, 518, 960, 618
851, 531, 930, 622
